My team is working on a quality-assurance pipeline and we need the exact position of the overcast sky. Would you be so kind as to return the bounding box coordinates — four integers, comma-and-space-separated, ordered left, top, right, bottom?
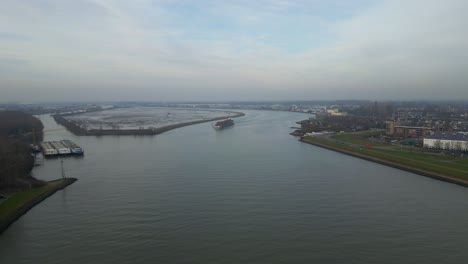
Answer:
1, 0, 467, 102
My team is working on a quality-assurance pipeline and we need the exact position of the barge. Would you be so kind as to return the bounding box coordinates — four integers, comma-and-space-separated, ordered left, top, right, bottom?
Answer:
60, 139, 84, 155
39, 142, 58, 156
213, 119, 234, 130
50, 141, 71, 155
39, 139, 84, 157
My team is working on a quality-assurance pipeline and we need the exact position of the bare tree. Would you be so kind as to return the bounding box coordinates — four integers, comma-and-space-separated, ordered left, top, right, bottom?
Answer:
444, 141, 451, 150
454, 141, 462, 151
0, 111, 44, 190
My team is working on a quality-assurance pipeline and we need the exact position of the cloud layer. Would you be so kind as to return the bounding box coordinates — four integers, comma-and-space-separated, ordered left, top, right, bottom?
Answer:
1, 0, 467, 101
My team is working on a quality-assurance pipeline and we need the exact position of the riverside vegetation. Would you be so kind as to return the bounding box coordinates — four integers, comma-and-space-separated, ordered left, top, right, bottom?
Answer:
0, 111, 77, 233
301, 131, 468, 186
0, 111, 45, 191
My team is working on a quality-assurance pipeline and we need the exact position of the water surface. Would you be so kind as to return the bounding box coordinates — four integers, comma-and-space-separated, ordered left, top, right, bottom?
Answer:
1, 110, 467, 264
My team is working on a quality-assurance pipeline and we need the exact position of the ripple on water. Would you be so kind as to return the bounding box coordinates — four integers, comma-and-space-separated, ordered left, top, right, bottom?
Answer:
1, 111, 468, 264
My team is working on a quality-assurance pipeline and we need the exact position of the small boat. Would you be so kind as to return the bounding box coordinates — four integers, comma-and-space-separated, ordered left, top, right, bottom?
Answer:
30, 144, 41, 153
213, 119, 234, 130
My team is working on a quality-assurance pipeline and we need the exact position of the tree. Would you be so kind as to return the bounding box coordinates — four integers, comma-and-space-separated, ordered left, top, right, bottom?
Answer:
434, 140, 442, 149
0, 111, 45, 190
454, 141, 462, 151
444, 141, 451, 150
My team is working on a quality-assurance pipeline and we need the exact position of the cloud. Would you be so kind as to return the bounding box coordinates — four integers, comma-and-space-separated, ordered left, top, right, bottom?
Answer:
0, 0, 467, 101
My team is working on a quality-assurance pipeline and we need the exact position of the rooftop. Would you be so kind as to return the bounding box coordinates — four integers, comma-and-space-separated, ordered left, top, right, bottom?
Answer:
425, 132, 468, 141
395, 126, 432, 129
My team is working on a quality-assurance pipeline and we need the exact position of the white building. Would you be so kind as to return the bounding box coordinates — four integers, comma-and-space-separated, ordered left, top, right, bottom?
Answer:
423, 132, 468, 151
327, 109, 348, 116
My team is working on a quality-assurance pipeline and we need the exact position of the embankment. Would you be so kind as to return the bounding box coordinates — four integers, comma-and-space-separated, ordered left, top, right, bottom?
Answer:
53, 112, 245, 136
300, 138, 468, 188
0, 178, 77, 234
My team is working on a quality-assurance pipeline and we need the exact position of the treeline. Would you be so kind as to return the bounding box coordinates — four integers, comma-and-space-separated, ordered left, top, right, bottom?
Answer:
348, 101, 394, 118
302, 115, 385, 132
0, 110, 44, 140
0, 111, 45, 191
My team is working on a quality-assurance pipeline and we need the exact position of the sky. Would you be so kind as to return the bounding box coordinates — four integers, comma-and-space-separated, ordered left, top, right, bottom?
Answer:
0, 0, 467, 102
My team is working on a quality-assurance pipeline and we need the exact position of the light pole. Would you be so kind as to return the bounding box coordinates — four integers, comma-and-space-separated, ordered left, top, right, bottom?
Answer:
60, 159, 66, 179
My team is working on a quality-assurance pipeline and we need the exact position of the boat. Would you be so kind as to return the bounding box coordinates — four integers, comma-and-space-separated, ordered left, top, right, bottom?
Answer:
39, 142, 58, 157
50, 141, 71, 155
213, 118, 234, 130
60, 139, 84, 155
30, 144, 41, 153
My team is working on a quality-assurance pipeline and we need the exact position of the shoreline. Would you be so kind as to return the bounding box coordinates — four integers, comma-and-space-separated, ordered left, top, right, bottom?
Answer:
299, 138, 468, 188
0, 178, 77, 234
53, 112, 245, 136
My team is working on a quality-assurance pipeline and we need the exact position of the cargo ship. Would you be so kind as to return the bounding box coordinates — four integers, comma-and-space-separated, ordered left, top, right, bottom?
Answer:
213, 118, 234, 130
50, 141, 72, 155
39, 139, 84, 157
40, 142, 58, 157
61, 139, 84, 155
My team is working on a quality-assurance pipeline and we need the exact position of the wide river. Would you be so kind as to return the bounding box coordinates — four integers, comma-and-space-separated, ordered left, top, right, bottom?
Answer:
1, 110, 468, 263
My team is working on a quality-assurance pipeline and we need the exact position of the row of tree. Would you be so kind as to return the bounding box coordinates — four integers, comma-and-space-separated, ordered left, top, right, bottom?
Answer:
0, 111, 45, 191
430, 140, 468, 151
347, 101, 395, 118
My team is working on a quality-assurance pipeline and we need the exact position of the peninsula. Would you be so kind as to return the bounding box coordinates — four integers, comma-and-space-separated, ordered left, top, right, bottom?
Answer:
53, 108, 245, 136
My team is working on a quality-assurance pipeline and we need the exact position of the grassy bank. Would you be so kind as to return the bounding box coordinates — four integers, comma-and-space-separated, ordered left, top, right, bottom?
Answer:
0, 178, 77, 233
301, 134, 468, 187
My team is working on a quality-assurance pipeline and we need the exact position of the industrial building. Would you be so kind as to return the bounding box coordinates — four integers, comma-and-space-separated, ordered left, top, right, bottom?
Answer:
386, 123, 432, 138
326, 109, 348, 116
423, 133, 468, 151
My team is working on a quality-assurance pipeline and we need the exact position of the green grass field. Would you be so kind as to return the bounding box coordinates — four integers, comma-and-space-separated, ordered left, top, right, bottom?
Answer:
303, 134, 468, 180
330, 130, 387, 146
0, 181, 62, 222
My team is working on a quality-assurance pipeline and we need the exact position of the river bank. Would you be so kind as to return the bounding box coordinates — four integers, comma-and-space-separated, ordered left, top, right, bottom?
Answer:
0, 178, 77, 234
300, 137, 468, 188
53, 112, 245, 136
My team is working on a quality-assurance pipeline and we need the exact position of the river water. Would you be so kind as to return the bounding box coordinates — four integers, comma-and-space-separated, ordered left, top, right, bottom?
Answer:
1, 110, 468, 264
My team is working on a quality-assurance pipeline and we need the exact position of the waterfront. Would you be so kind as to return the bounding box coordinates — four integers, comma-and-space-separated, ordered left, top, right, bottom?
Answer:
1, 110, 468, 263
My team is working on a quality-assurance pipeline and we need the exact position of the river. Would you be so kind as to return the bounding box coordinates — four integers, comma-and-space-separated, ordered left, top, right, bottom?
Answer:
1, 110, 468, 264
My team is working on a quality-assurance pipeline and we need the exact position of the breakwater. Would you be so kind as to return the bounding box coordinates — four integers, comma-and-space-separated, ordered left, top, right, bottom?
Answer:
53, 112, 245, 136
0, 178, 77, 234
300, 138, 468, 188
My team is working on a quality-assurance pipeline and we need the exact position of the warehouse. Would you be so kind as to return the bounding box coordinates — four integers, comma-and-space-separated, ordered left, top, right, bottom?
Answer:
423, 133, 468, 151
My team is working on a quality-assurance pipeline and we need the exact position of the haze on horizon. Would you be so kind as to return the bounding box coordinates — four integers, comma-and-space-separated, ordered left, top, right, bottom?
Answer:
1, 0, 467, 102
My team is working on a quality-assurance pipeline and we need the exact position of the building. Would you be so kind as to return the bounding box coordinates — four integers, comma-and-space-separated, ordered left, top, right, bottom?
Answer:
385, 121, 398, 135
327, 109, 348, 116
393, 126, 432, 138
423, 132, 468, 151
